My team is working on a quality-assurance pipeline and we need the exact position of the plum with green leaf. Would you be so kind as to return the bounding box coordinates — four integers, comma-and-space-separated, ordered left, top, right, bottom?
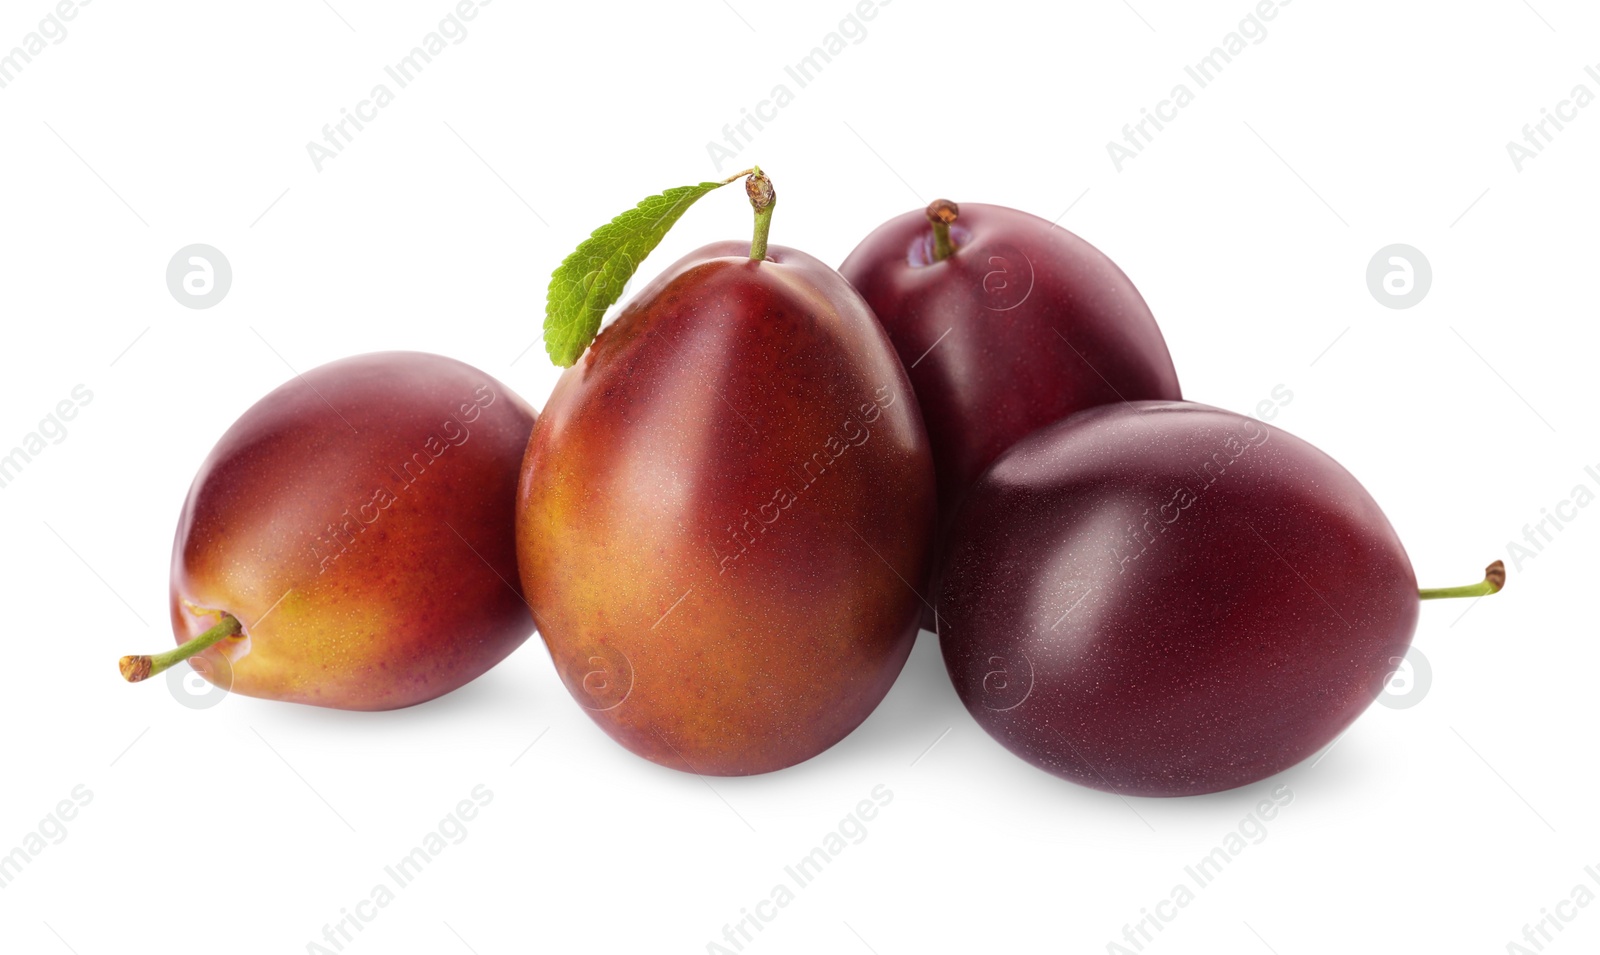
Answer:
517, 169, 936, 775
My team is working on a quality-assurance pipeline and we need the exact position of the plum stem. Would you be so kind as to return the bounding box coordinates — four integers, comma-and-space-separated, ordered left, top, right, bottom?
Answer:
746, 166, 776, 262
119, 613, 241, 683
927, 199, 959, 261
1418, 560, 1506, 601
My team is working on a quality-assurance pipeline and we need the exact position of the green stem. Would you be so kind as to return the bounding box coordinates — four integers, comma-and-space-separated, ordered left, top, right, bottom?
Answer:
119, 613, 241, 683
1419, 560, 1506, 601
746, 166, 776, 262
927, 199, 959, 261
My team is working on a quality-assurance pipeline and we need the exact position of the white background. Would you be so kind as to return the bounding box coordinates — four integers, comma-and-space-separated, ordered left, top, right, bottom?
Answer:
2, 1, 1596, 953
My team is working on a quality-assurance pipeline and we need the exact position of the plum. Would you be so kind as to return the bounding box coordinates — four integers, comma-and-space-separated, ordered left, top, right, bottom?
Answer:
937, 401, 1503, 796
120, 352, 538, 710
517, 171, 936, 775
841, 201, 1181, 625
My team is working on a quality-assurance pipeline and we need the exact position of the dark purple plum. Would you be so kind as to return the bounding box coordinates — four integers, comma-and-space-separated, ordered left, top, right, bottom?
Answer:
937, 400, 1503, 797
841, 201, 1181, 626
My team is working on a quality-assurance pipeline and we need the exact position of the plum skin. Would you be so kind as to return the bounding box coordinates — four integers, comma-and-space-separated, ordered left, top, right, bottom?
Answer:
936, 401, 1419, 797
840, 202, 1182, 545
516, 242, 936, 776
169, 351, 538, 710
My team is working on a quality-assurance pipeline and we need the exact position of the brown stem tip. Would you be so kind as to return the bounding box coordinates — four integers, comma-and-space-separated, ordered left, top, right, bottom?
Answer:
120, 655, 153, 683
1485, 560, 1506, 594
926, 198, 959, 226
745, 172, 776, 213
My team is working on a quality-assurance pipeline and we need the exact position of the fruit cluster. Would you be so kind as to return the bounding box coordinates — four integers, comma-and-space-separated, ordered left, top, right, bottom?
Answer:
120, 168, 1502, 797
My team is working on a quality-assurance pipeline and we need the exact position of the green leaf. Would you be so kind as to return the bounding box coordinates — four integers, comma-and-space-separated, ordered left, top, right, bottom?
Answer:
544, 180, 731, 367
